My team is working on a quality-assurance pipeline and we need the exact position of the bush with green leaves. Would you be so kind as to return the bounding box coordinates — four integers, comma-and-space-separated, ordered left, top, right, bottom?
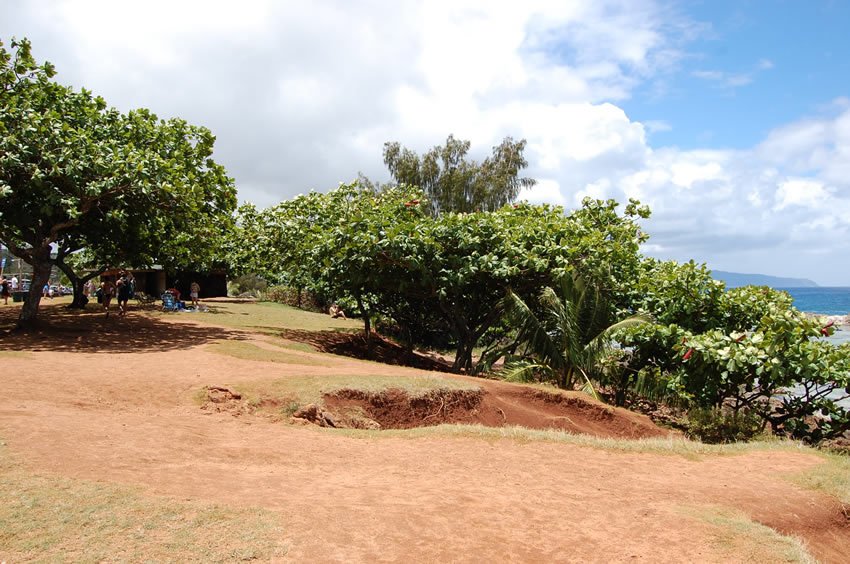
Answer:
685, 407, 764, 444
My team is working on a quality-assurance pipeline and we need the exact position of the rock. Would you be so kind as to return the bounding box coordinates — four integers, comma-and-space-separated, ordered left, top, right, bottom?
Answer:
206, 386, 241, 403
292, 403, 338, 427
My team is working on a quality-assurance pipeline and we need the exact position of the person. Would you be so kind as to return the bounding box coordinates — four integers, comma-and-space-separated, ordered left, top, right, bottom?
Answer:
166, 281, 181, 302
0, 277, 9, 305
189, 281, 200, 307
10, 276, 18, 292
116, 272, 131, 317
42, 283, 50, 299
126, 272, 136, 300
328, 303, 346, 319
101, 279, 115, 317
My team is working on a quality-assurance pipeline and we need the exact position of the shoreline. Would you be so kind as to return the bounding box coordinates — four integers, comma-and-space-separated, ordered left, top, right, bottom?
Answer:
803, 312, 850, 331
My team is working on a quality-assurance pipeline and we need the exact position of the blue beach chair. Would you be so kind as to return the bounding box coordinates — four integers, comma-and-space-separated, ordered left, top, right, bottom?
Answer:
161, 292, 178, 312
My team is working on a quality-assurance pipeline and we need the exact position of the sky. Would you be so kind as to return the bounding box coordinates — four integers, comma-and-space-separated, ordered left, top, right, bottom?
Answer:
2, 0, 849, 284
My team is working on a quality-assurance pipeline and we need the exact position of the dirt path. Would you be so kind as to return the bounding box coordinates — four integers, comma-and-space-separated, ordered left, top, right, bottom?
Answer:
1, 305, 847, 562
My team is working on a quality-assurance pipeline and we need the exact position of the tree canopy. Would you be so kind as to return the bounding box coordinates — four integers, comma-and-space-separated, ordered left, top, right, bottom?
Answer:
382, 135, 536, 215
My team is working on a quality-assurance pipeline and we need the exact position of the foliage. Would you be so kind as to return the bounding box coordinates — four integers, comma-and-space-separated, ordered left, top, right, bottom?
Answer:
685, 407, 764, 444
229, 179, 650, 372
501, 273, 650, 397
0, 37, 235, 322
677, 309, 850, 442
382, 134, 536, 215
617, 261, 850, 443
228, 273, 268, 297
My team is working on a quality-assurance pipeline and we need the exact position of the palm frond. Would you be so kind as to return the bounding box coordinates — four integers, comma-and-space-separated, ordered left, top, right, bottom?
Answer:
503, 290, 567, 372
576, 366, 601, 402
501, 360, 556, 383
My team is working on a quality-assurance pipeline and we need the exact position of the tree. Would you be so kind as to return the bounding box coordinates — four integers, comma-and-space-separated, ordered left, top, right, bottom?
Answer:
0, 38, 235, 324
314, 189, 649, 372
383, 134, 536, 215
502, 273, 650, 398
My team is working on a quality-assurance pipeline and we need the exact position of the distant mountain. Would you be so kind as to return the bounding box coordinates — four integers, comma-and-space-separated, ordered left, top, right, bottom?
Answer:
712, 270, 819, 289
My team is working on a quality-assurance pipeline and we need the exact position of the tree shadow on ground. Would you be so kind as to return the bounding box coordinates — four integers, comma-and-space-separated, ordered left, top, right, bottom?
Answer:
0, 302, 249, 354
255, 326, 454, 372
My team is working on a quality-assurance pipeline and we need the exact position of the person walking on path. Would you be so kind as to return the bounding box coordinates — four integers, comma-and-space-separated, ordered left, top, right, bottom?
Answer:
189, 281, 200, 308
116, 272, 132, 317
0, 277, 10, 305
101, 279, 115, 317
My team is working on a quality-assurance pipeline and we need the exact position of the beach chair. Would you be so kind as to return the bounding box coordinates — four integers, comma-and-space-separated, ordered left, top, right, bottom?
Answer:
161, 292, 178, 312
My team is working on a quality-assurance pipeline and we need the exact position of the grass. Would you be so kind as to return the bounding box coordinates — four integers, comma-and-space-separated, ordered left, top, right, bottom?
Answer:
198, 300, 361, 334
791, 451, 850, 506
208, 341, 330, 367
0, 351, 31, 359
326, 423, 816, 455
678, 505, 816, 563
0, 446, 287, 562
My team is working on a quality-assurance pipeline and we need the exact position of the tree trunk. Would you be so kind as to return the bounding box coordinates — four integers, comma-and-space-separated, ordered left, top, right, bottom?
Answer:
18, 256, 51, 328
54, 259, 103, 309
355, 295, 372, 355
452, 338, 475, 373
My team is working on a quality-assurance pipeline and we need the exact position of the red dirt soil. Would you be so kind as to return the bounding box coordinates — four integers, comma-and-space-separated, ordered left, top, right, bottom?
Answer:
0, 302, 847, 562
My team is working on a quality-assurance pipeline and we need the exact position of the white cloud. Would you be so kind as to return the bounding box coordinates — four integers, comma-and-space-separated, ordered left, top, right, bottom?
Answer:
520, 178, 566, 206
774, 179, 827, 210
2, 1, 849, 283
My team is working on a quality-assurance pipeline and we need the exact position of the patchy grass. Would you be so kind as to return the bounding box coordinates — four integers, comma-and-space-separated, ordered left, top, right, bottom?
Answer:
234, 373, 480, 412
792, 452, 850, 506
278, 339, 317, 353
0, 351, 31, 359
325, 423, 822, 457
198, 300, 361, 334
0, 447, 287, 562
208, 341, 331, 367
678, 505, 816, 563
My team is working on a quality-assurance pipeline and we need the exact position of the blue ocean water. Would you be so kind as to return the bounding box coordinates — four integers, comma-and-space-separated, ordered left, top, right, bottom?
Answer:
783, 287, 850, 315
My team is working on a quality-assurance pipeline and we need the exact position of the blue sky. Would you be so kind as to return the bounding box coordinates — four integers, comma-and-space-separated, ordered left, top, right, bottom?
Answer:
626, 0, 850, 150
2, 0, 850, 284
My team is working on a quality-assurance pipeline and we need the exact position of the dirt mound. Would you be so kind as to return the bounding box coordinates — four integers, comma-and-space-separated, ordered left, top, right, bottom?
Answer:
321, 384, 668, 439
325, 387, 485, 429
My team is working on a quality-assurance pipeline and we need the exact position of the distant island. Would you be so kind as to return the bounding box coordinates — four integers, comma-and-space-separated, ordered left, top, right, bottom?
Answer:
712, 270, 819, 288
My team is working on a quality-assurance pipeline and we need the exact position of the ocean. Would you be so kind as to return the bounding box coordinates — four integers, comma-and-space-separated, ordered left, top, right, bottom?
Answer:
781, 287, 850, 346
783, 287, 850, 316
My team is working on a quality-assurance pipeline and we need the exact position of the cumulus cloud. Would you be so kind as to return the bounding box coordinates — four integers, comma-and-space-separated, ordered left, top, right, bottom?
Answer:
1, 0, 847, 283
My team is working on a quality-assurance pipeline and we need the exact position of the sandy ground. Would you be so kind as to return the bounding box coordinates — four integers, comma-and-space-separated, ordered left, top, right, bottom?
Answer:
1, 303, 848, 562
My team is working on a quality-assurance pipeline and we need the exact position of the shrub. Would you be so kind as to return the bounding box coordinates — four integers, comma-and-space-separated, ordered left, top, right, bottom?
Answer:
686, 407, 764, 444
263, 285, 324, 311
229, 273, 268, 297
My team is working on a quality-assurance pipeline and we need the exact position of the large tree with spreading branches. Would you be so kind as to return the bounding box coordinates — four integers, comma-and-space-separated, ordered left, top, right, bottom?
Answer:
0, 38, 236, 325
